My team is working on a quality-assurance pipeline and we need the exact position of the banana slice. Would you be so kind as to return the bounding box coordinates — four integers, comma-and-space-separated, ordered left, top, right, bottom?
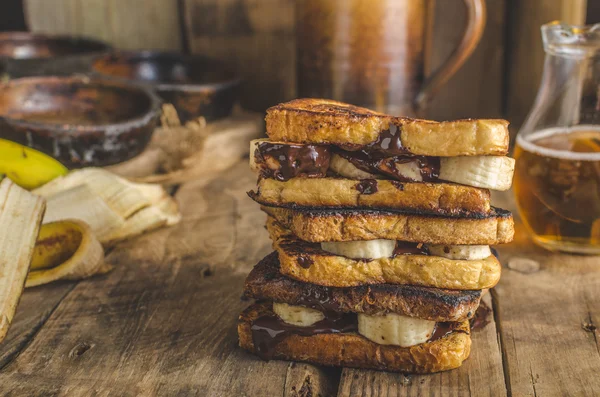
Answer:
273, 302, 325, 327
439, 156, 515, 191
427, 244, 492, 260
358, 312, 436, 347
321, 239, 396, 259
248, 138, 267, 171
392, 161, 423, 181
329, 154, 379, 179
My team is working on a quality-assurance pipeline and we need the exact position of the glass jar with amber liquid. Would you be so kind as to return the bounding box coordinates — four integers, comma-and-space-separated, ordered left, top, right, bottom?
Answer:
514, 22, 600, 254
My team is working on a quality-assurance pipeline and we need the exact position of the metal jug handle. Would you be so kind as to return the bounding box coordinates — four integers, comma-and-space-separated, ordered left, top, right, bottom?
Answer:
414, 0, 486, 115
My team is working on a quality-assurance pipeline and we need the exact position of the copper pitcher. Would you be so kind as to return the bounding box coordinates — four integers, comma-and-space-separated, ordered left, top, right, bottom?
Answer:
296, 0, 486, 116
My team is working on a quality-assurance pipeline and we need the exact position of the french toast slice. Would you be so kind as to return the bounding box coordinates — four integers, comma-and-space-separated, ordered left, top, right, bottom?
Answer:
245, 252, 481, 322
238, 302, 472, 373
261, 205, 514, 244
250, 177, 491, 217
267, 218, 502, 290
266, 99, 509, 156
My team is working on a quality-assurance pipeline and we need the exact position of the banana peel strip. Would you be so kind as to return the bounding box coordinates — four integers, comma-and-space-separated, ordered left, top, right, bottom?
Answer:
27, 220, 109, 288
34, 168, 181, 246
0, 179, 46, 342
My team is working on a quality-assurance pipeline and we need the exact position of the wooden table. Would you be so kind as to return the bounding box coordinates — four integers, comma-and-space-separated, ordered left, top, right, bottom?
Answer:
0, 160, 598, 396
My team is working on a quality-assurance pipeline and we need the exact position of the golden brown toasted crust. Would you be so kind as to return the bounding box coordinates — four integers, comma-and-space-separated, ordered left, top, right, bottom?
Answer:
251, 177, 491, 217
266, 99, 509, 156
261, 205, 514, 244
244, 252, 481, 322
238, 302, 472, 373
267, 218, 502, 289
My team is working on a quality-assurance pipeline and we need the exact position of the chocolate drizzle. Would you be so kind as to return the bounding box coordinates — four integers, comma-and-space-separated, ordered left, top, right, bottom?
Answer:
255, 142, 330, 181
429, 321, 466, 342
297, 255, 314, 269
336, 148, 440, 182
251, 312, 358, 360
393, 241, 430, 256
355, 179, 378, 194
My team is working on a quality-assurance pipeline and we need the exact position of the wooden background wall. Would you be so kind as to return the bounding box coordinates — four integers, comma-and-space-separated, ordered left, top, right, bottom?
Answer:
22, 0, 596, 126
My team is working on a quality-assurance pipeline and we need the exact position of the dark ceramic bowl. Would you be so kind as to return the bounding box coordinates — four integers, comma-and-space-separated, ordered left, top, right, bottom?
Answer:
91, 51, 240, 122
0, 76, 162, 168
0, 32, 111, 77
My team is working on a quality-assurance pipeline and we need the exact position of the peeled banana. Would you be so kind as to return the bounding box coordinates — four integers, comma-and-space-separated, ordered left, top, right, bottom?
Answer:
273, 302, 325, 327
439, 156, 515, 191
0, 138, 68, 190
329, 154, 379, 179
0, 178, 46, 342
321, 239, 396, 259
358, 312, 436, 347
427, 244, 492, 260
27, 220, 108, 288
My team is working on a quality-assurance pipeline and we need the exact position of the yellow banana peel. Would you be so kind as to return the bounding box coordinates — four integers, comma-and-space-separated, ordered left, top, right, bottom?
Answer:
27, 220, 110, 288
0, 138, 68, 190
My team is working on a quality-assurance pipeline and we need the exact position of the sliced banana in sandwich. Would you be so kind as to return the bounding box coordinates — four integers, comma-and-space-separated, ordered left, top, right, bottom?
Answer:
358, 312, 436, 347
427, 244, 492, 260
439, 156, 515, 191
321, 239, 396, 259
273, 302, 325, 327
330, 154, 379, 179
249, 138, 268, 171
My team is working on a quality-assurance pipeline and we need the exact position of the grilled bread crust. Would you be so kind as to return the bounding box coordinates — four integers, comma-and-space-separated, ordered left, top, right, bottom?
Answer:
244, 252, 481, 322
267, 218, 502, 290
251, 177, 491, 217
238, 302, 472, 373
261, 205, 514, 244
266, 99, 509, 156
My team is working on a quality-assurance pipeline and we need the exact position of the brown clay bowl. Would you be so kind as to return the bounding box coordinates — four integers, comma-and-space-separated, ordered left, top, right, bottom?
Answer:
0, 32, 111, 77
91, 51, 240, 122
0, 76, 162, 168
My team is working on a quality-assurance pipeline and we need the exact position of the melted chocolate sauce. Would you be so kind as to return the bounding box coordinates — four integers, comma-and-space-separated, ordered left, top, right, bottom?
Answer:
297, 255, 314, 269
364, 124, 410, 155
355, 179, 378, 194
469, 300, 492, 331
393, 242, 430, 256
336, 149, 440, 182
428, 322, 466, 342
255, 142, 330, 181
251, 312, 357, 360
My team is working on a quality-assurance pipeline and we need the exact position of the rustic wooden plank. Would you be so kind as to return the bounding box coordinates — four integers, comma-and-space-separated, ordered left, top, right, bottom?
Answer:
505, 0, 587, 129
0, 282, 76, 369
427, 0, 506, 120
0, 161, 336, 396
24, 0, 182, 50
182, 0, 296, 112
492, 193, 600, 397
336, 294, 507, 397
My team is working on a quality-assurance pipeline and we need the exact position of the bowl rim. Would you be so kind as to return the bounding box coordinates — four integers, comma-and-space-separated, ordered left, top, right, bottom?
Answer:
90, 50, 242, 92
0, 75, 162, 134
0, 31, 112, 60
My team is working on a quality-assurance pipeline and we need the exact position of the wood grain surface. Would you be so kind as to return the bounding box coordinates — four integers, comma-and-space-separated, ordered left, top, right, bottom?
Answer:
0, 161, 597, 396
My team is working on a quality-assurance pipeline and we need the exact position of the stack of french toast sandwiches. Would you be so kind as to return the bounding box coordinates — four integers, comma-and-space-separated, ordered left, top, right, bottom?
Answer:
238, 99, 515, 373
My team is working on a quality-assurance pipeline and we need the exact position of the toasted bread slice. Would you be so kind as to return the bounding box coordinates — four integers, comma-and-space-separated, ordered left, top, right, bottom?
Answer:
245, 252, 481, 322
238, 302, 471, 373
267, 218, 502, 289
261, 205, 514, 244
250, 178, 491, 217
266, 99, 509, 156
